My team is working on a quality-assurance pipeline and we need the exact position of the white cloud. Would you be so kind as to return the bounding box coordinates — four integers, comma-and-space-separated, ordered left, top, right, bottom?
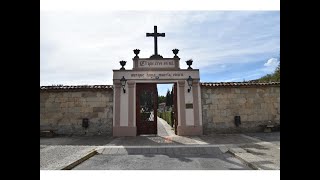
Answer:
264, 58, 278, 67
261, 57, 279, 74
40, 11, 279, 85
40, 11, 215, 85
40, 0, 280, 12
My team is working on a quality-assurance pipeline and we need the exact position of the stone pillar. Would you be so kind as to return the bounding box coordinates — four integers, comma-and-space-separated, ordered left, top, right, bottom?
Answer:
127, 81, 135, 127
178, 80, 186, 127
177, 79, 203, 136
174, 59, 180, 69
192, 80, 203, 134
113, 81, 121, 128
113, 80, 136, 136
132, 58, 139, 70
192, 80, 200, 126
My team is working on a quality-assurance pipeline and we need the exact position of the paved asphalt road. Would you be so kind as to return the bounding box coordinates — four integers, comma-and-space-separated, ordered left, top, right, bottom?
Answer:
245, 132, 280, 146
41, 117, 279, 170
73, 151, 250, 170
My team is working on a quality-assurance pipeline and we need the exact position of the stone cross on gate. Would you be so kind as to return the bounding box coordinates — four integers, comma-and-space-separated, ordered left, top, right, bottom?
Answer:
146, 25, 165, 59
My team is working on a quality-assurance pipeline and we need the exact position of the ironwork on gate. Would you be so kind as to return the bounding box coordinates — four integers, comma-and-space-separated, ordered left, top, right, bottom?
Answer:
136, 83, 158, 135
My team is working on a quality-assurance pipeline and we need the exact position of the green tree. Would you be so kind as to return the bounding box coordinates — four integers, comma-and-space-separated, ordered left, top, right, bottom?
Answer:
158, 95, 166, 104
273, 56, 280, 81
165, 89, 170, 107
258, 74, 274, 82
169, 90, 173, 106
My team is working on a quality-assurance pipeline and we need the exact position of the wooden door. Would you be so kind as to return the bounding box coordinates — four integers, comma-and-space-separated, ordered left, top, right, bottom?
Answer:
136, 83, 158, 135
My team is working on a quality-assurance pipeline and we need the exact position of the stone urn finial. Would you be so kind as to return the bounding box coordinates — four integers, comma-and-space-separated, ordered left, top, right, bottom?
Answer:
133, 49, 140, 59
119, 60, 126, 70
186, 59, 193, 69
172, 48, 179, 58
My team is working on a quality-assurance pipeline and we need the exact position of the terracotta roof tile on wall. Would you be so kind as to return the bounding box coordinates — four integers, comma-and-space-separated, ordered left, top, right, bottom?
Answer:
40, 82, 280, 91
40, 85, 113, 91
200, 82, 280, 87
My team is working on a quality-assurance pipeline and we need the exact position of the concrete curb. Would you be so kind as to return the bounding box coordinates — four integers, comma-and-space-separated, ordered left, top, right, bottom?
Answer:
240, 134, 262, 142
95, 144, 236, 149
227, 150, 262, 170
61, 150, 97, 170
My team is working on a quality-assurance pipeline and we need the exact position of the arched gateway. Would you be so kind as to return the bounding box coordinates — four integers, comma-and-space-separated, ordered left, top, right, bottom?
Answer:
113, 26, 203, 136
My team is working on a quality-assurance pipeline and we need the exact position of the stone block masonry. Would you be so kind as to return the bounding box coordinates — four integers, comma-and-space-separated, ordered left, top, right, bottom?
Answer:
40, 82, 279, 136
40, 86, 113, 136
201, 83, 280, 134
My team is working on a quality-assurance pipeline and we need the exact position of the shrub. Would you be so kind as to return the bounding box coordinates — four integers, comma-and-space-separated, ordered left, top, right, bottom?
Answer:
161, 111, 173, 127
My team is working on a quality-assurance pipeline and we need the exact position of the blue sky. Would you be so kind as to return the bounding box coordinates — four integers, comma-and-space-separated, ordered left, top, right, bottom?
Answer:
41, 11, 279, 96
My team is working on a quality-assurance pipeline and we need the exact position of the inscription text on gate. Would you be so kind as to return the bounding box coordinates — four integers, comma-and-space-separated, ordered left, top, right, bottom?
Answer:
138, 60, 175, 68
131, 72, 184, 79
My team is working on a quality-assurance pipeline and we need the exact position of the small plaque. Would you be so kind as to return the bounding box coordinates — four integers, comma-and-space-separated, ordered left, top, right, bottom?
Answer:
186, 103, 193, 109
